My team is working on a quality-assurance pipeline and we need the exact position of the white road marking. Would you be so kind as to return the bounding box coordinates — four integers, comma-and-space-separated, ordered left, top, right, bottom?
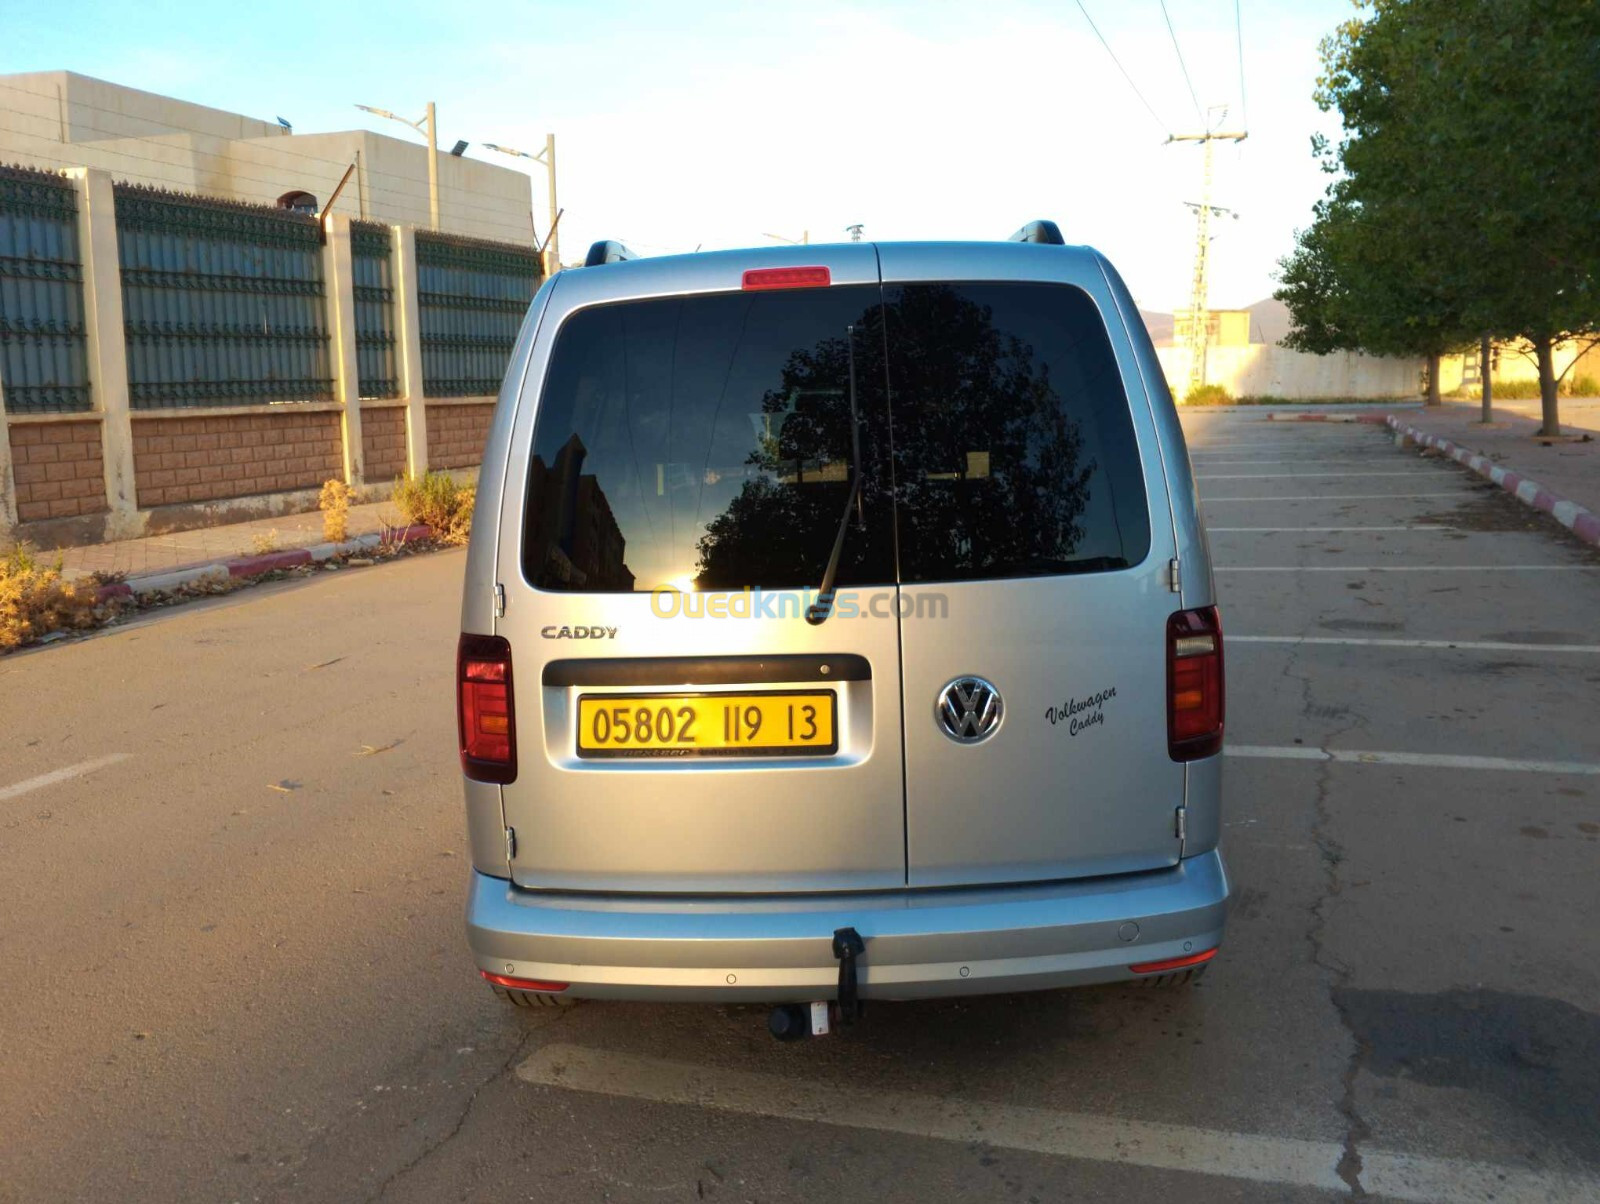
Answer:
1191, 458, 1394, 465
516, 1043, 1600, 1204
1209, 526, 1457, 533
1203, 491, 1473, 502
1226, 745, 1600, 776
0, 754, 131, 803
1231, 635, 1600, 654
1197, 471, 1435, 480
1216, 564, 1597, 572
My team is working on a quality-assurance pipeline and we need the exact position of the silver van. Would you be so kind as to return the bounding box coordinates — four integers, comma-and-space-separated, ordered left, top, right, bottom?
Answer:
457, 222, 1227, 1031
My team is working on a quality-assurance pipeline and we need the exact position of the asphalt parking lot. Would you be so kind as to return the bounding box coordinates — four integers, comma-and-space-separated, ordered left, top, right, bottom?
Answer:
2, 411, 1598, 1203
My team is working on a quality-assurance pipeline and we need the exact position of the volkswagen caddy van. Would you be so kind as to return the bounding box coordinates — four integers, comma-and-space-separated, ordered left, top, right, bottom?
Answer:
458, 221, 1227, 1023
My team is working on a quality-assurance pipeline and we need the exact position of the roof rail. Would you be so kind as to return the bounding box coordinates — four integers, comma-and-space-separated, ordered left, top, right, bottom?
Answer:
1008, 220, 1065, 246
583, 239, 638, 267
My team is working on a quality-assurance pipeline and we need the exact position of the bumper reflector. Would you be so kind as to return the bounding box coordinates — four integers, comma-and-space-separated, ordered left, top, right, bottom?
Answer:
1128, 947, 1217, 975
480, 970, 569, 993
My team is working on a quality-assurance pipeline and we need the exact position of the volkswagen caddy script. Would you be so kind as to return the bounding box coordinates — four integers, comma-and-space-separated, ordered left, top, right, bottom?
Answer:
457, 221, 1227, 1031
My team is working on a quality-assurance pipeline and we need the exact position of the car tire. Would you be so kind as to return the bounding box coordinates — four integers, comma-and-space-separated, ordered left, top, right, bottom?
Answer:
491, 984, 578, 1008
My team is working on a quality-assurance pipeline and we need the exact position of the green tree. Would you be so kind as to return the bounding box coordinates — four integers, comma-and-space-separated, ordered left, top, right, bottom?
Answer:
1277, 189, 1470, 403
1281, 0, 1600, 433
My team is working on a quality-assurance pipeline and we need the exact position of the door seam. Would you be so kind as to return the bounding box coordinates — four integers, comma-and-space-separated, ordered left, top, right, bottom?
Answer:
870, 244, 912, 887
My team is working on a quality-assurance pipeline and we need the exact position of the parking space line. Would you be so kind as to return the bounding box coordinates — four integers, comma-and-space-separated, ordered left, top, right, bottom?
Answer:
1191, 458, 1397, 465
516, 1042, 1600, 1203
0, 754, 131, 803
1216, 565, 1597, 572
1231, 635, 1600, 654
1197, 471, 1437, 480
1204, 491, 1473, 502
1226, 745, 1600, 775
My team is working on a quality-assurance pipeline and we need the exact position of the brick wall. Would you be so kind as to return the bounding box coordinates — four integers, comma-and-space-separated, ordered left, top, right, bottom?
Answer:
361, 406, 408, 482
8, 421, 108, 522
132, 410, 342, 507
426, 403, 494, 470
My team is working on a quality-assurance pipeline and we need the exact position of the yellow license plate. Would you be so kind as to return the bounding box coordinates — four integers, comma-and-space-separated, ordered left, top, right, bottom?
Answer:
576, 691, 837, 758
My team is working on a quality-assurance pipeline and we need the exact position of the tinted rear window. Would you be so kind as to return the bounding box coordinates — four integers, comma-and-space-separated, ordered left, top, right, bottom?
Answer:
523, 278, 1149, 592
884, 282, 1150, 583
523, 286, 896, 592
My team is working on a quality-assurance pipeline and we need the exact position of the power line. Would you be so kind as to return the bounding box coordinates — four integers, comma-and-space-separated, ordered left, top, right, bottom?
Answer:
1234, 0, 1249, 130
1071, 0, 1170, 136
1160, 0, 1205, 126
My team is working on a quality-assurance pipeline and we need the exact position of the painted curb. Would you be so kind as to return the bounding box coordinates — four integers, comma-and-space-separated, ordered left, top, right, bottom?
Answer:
94, 523, 434, 604
1386, 416, 1600, 548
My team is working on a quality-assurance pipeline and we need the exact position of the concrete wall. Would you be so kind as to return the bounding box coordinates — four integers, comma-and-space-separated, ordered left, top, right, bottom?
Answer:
131, 411, 344, 507
360, 406, 410, 484
1157, 344, 1425, 401
0, 174, 510, 551
7, 420, 107, 522
0, 71, 534, 244
426, 403, 497, 469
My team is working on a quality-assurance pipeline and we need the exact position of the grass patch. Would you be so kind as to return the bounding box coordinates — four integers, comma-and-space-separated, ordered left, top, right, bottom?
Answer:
1183, 383, 1234, 405
392, 471, 475, 545
1448, 374, 1600, 401
1, 543, 100, 653
319, 479, 354, 543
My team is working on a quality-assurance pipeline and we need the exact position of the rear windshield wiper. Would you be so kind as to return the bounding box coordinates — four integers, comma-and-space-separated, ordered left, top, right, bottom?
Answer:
806, 324, 863, 625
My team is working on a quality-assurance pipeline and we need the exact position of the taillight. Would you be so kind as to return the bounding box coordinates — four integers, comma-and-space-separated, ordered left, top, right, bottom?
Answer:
742, 266, 831, 290
458, 633, 516, 783
1167, 605, 1224, 761
1129, 947, 1217, 975
480, 970, 568, 993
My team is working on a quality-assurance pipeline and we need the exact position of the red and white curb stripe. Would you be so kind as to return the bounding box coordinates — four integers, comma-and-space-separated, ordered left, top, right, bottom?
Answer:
1386, 416, 1600, 548
94, 524, 433, 603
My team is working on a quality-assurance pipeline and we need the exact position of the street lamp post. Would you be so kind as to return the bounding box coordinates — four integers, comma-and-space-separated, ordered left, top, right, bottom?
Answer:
355, 102, 439, 230
482, 137, 559, 274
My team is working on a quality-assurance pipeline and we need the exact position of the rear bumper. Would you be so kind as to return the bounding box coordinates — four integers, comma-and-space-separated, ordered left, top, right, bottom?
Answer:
466, 849, 1229, 1002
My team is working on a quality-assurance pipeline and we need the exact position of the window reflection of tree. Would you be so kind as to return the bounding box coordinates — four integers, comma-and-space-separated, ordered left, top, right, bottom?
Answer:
886, 284, 1099, 581
695, 286, 1102, 588
694, 307, 896, 591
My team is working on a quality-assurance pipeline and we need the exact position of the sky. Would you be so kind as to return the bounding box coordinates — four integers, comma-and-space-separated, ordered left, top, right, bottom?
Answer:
5, 0, 1351, 312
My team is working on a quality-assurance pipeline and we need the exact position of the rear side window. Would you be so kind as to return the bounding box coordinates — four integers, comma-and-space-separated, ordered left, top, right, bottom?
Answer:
885, 282, 1150, 583
523, 286, 895, 592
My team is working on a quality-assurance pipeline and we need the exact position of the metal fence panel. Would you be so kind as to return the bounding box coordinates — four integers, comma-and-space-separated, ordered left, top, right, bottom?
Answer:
415, 231, 539, 397
0, 164, 90, 413
351, 220, 397, 399
114, 184, 332, 409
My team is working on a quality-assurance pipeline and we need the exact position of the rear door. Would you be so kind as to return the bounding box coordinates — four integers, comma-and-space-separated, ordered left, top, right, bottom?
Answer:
879, 245, 1183, 887
493, 248, 908, 893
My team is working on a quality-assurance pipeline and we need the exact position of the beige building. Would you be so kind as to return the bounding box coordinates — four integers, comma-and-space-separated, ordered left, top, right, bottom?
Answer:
0, 70, 535, 244
1172, 309, 1253, 348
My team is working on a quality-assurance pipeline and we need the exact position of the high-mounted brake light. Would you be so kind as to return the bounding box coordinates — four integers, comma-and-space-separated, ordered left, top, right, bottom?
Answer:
1129, 948, 1217, 975
480, 970, 568, 993
742, 266, 831, 290
1167, 605, 1224, 761
458, 633, 517, 783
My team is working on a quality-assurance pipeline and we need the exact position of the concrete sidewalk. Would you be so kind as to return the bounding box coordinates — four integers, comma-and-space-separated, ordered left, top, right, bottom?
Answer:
52, 498, 412, 582
1399, 400, 1600, 519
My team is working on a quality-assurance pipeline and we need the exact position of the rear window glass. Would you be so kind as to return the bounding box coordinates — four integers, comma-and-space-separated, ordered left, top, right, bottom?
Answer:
523, 286, 896, 592
884, 281, 1150, 583
523, 277, 1149, 593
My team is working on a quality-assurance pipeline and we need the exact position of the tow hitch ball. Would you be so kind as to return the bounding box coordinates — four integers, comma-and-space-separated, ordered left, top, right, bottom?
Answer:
767, 927, 865, 1042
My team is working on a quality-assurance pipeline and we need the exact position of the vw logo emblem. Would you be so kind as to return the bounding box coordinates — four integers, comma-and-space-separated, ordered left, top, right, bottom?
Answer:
936, 676, 1003, 744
